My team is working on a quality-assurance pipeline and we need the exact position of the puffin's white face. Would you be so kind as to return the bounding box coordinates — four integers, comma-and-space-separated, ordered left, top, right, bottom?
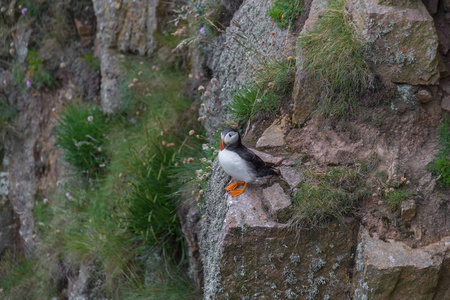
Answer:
220, 129, 240, 150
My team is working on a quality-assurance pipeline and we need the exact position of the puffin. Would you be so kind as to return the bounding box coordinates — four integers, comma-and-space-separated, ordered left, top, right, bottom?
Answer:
218, 128, 278, 197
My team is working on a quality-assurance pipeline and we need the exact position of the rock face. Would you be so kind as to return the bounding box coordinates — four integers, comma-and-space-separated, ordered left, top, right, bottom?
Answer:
93, 0, 159, 113
201, 0, 295, 134
200, 161, 358, 299
354, 228, 450, 299
347, 0, 440, 85
93, 0, 158, 55
0, 172, 13, 256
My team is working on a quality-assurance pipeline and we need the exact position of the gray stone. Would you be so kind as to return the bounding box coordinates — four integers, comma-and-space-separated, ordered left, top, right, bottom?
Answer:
347, 0, 440, 85
353, 228, 450, 299
401, 200, 416, 223
442, 96, 450, 112
280, 166, 302, 189
68, 265, 91, 300
416, 89, 433, 104
201, 0, 295, 135
0, 172, 9, 198
256, 116, 287, 148
92, 0, 158, 56
98, 48, 123, 114
262, 183, 292, 223
201, 174, 357, 299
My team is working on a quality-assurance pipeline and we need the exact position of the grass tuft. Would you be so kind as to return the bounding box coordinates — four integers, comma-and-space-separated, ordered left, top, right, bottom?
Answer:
268, 0, 304, 29
293, 165, 368, 226
228, 57, 296, 125
298, 0, 374, 119
428, 114, 450, 188
54, 103, 109, 177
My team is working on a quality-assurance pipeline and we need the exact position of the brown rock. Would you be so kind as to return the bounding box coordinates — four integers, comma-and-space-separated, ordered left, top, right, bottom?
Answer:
401, 200, 416, 223
249, 148, 284, 165
347, 0, 440, 85
416, 88, 433, 104
442, 95, 450, 112
354, 228, 450, 299
262, 183, 293, 223
280, 166, 302, 188
74, 18, 93, 37
374, 0, 418, 8
256, 116, 286, 148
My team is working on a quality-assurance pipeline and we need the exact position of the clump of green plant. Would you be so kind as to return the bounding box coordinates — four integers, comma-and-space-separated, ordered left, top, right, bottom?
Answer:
267, 0, 304, 29
79, 52, 101, 71
228, 57, 296, 125
0, 96, 16, 143
229, 86, 280, 124
54, 103, 109, 177
293, 165, 368, 226
298, 0, 374, 119
27, 50, 57, 89
371, 169, 412, 211
428, 114, 450, 188
0, 252, 56, 299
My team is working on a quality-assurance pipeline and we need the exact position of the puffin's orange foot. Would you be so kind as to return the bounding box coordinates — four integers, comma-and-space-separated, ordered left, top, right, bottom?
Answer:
226, 181, 245, 191
228, 183, 247, 197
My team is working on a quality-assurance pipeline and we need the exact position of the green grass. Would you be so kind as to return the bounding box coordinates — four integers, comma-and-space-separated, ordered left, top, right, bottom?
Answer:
0, 252, 56, 299
0, 96, 16, 144
268, 0, 304, 29
228, 57, 296, 125
293, 165, 369, 226
229, 86, 281, 124
298, 0, 373, 119
383, 189, 409, 211
54, 103, 109, 177
27, 49, 57, 89
428, 114, 450, 188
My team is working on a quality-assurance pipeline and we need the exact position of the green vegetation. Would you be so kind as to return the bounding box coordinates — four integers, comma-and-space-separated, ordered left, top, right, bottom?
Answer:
54, 103, 109, 177
1, 57, 202, 298
228, 57, 296, 125
298, 0, 373, 119
267, 0, 304, 29
79, 52, 101, 71
293, 154, 382, 226
27, 49, 57, 89
229, 86, 281, 124
0, 96, 16, 144
428, 114, 450, 188
293, 165, 368, 226
383, 189, 409, 211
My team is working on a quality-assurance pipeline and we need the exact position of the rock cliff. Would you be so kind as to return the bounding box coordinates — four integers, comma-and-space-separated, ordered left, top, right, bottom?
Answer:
0, 0, 449, 299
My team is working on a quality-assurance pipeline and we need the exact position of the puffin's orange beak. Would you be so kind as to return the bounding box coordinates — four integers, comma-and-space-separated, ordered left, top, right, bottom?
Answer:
220, 138, 224, 151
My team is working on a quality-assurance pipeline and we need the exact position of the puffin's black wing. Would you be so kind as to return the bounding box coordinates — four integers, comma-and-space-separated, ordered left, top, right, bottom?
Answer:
235, 146, 278, 177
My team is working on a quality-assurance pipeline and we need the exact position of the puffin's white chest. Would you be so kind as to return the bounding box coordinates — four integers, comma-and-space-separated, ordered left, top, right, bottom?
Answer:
218, 149, 256, 182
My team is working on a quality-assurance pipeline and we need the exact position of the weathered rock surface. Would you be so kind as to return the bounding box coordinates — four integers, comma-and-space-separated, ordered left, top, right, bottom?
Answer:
256, 116, 287, 148
92, 0, 158, 55
442, 95, 450, 112
0, 172, 13, 256
262, 183, 292, 223
353, 228, 450, 299
401, 199, 416, 223
201, 159, 357, 299
202, 0, 295, 134
347, 0, 440, 85
93, 0, 159, 113
201, 174, 358, 299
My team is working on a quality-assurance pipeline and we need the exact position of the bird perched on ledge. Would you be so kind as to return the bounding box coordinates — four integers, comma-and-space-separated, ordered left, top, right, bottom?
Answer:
218, 128, 278, 197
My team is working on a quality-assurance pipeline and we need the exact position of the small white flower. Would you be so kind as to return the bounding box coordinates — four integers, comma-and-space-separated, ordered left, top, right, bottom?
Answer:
87, 116, 94, 122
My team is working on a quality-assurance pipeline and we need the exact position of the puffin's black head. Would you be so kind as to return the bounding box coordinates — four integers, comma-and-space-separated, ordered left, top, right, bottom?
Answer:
220, 128, 241, 150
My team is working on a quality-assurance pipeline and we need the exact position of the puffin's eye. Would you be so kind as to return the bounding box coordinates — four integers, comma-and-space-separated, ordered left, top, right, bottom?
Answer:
228, 133, 232, 137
